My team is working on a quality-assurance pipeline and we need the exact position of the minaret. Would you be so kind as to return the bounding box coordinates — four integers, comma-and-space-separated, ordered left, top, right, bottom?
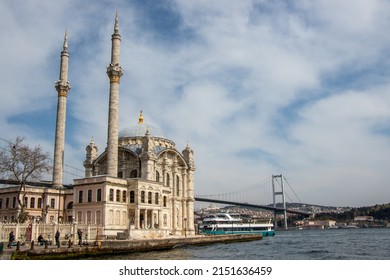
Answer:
140, 124, 155, 181
83, 137, 98, 178
53, 31, 71, 187
106, 12, 123, 177
183, 143, 196, 235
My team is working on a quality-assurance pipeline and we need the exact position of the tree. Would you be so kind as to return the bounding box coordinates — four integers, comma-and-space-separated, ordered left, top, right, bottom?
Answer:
0, 137, 51, 222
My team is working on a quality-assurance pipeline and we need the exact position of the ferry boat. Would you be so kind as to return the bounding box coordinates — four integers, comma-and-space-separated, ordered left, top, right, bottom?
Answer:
199, 213, 275, 237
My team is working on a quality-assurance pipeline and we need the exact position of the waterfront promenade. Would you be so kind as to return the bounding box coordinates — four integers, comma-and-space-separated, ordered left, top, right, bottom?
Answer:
1, 246, 13, 260
0, 234, 262, 260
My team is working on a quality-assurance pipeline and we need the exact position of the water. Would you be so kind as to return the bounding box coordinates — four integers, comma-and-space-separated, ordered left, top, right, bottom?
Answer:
92, 228, 390, 260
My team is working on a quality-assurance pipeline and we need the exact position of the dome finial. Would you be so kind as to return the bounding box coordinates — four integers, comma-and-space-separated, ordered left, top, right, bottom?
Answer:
138, 110, 144, 124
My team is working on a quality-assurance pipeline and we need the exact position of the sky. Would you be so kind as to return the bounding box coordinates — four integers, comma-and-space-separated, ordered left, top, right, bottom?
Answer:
1, 0, 390, 207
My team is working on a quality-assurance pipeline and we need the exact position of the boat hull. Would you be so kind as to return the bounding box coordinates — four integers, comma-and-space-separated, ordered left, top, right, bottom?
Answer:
202, 229, 275, 237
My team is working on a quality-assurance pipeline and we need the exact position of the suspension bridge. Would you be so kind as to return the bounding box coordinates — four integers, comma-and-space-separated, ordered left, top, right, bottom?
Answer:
195, 174, 312, 229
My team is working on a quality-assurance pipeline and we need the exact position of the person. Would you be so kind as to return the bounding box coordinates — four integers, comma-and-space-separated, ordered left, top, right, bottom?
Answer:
38, 234, 45, 246
8, 231, 15, 248
55, 230, 60, 247
77, 229, 83, 245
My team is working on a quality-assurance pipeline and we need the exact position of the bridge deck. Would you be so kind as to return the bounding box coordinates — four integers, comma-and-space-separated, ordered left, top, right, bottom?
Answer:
194, 197, 311, 216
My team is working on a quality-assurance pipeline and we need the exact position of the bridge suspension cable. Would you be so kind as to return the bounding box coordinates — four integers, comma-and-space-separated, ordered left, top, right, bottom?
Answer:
196, 175, 274, 205
283, 176, 302, 203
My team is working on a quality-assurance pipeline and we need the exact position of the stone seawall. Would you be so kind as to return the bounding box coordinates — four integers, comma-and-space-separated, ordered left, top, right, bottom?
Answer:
10, 234, 262, 260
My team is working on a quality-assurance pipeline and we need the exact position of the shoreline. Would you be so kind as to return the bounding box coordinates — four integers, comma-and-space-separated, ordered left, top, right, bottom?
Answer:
2, 234, 262, 260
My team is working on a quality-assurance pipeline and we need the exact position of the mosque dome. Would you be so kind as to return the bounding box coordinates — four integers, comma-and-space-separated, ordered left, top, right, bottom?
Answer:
118, 111, 164, 138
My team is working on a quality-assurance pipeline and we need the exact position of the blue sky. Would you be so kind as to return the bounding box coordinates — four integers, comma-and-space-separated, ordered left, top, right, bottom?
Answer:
1, 0, 390, 207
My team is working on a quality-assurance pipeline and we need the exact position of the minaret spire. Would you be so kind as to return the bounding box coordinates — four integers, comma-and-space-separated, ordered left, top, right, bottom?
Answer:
106, 13, 123, 177
63, 30, 68, 50
53, 30, 71, 187
114, 11, 119, 33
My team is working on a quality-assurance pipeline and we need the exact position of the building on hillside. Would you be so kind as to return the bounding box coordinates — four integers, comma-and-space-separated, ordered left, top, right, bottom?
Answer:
297, 220, 336, 230
0, 13, 196, 239
354, 216, 374, 222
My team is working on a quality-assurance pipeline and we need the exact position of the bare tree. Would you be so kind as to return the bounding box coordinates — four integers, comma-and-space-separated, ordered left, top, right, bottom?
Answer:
0, 136, 51, 222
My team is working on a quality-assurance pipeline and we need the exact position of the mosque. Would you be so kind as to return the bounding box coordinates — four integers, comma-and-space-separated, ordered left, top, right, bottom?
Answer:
0, 14, 196, 239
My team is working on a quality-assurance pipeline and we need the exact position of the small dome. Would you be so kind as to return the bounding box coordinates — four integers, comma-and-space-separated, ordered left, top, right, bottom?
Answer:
118, 111, 164, 138
118, 123, 164, 138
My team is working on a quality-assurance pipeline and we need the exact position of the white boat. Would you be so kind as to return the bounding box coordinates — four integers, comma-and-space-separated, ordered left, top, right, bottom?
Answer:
199, 213, 275, 237
338, 225, 359, 229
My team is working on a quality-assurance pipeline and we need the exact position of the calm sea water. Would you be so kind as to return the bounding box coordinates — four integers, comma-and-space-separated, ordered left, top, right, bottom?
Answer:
92, 228, 390, 260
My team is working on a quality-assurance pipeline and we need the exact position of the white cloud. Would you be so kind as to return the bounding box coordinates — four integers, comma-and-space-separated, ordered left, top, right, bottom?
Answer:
1, 0, 390, 207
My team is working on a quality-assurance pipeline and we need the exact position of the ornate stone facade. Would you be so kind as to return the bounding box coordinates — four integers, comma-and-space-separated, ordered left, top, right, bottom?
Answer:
0, 181, 73, 224
73, 113, 195, 238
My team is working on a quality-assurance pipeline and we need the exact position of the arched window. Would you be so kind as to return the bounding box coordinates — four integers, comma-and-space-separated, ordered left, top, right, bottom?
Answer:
176, 175, 180, 197
109, 189, 114, 201
122, 191, 127, 203
148, 192, 152, 204
141, 191, 145, 203
118, 171, 123, 178
30, 197, 35, 208
155, 193, 159, 205
156, 171, 160, 182
130, 191, 135, 203
50, 198, 55, 209
37, 198, 42, 209
96, 211, 101, 225
78, 190, 83, 203
130, 169, 138, 178
12, 197, 16, 208
163, 196, 167, 207
166, 173, 170, 187
116, 190, 121, 202
24, 197, 27, 207
88, 190, 92, 202
87, 211, 92, 224
97, 189, 102, 202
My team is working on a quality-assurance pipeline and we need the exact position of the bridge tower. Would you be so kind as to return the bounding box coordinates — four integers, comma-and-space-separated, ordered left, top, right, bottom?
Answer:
272, 174, 288, 230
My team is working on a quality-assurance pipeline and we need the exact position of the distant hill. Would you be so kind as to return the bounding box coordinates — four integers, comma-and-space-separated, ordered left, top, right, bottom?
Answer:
272, 202, 352, 213
225, 202, 390, 221
314, 203, 390, 221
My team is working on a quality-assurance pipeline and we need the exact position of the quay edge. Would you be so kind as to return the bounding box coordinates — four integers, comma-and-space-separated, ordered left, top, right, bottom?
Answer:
8, 234, 262, 260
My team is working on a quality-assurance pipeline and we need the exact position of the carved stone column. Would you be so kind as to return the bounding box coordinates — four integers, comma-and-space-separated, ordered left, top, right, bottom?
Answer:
53, 32, 71, 187
106, 13, 123, 177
